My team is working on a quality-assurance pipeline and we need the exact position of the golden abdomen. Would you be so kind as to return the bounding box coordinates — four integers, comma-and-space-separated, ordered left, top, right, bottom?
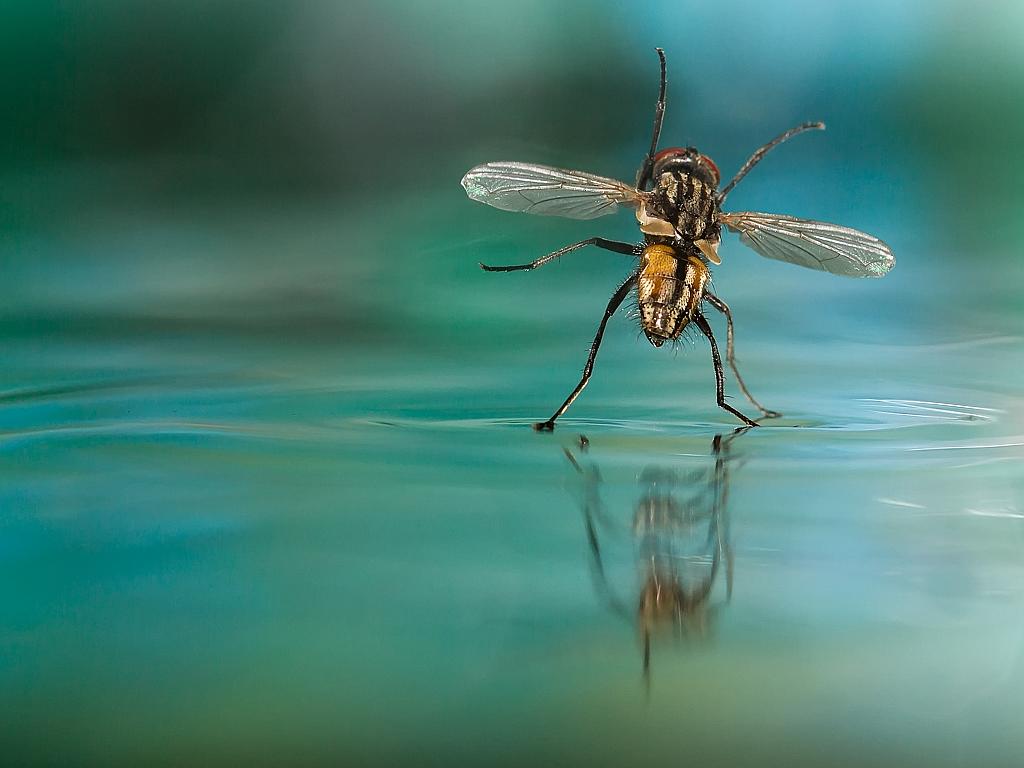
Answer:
638, 244, 709, 347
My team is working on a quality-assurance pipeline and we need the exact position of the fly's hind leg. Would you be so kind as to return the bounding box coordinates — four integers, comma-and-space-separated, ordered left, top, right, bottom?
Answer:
704, 293, 781, 419
534, 274, 638, 432
693, 312, 759, 428
480, 238, 635, 272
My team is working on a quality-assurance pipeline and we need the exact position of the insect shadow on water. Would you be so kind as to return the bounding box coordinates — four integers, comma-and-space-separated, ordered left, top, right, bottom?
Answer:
563, 429, 748, 690
463, 48, 895, 431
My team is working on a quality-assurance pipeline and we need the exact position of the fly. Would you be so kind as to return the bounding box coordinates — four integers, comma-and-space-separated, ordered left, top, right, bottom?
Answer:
461, 49, 895, 430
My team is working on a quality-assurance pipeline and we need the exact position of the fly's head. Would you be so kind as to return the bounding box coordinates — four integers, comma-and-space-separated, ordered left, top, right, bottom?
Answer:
651, 146, 720, 189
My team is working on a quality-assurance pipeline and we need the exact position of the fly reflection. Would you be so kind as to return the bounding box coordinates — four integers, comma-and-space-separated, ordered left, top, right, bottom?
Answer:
564, 430, 747, 681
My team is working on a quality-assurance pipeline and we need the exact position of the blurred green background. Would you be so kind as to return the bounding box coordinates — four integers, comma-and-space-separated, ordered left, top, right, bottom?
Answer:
2, 2, 1023, 767
3, 0, 1023, 331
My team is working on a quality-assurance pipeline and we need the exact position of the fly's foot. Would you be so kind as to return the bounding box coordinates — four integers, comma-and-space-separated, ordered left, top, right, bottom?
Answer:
737, 411, 760, 428
532, 420, 556, 432
721, 402, 759, 428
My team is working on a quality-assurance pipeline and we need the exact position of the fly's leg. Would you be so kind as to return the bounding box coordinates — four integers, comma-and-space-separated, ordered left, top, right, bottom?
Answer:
481, 238, 636, 272
534, 274, 638, 432
635, 47, 667, 191
704, 293, 781, 418
693, 313, 759, 428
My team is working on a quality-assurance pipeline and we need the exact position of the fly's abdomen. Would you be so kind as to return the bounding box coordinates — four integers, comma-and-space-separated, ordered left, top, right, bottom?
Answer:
638, 245, 709, 347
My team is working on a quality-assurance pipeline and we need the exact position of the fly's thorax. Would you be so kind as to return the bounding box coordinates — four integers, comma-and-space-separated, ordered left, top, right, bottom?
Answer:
637, 244, 710, 347
652, 170, 720, 242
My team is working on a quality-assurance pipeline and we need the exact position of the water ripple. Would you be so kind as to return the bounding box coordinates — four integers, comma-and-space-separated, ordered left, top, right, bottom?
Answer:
859, 398, 1002, 423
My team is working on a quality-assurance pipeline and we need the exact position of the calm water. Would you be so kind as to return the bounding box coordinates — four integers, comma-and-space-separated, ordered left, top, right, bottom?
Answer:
1, 176, 1023, 767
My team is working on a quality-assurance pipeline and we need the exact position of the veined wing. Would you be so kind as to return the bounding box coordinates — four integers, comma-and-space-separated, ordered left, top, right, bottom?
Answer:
461, 161, 643, 220
718, 211, 895, 278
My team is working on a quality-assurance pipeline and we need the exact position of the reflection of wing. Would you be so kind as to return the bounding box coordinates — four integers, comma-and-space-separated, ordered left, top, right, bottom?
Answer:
461, 162, 642, 219
718, 211, 894, 277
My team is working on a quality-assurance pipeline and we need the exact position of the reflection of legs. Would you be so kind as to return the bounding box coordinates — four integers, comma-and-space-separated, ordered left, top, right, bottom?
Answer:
562, 447, 630, 619
711, 432, 738, 601
693, 313, 759, 428
534, 274, 638, 431
480, 238, 635, 272
704, 293, 781, 418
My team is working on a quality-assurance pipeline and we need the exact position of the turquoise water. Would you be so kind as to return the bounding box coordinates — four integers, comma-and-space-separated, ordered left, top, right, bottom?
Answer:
1, 171, 1022, 766
4, 1, 1024, 764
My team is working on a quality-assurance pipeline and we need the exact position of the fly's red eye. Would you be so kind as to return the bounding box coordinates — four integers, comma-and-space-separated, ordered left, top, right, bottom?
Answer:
698, 154, 720, 185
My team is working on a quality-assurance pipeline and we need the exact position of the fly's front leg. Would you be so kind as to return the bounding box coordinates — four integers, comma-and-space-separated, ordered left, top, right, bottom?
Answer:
480, 238, 635, 272
704, 292, 781, 419
534, 274, 638, 432
717, 121, 825, 203
693, 313, 759, 428
635, 47, 667, 191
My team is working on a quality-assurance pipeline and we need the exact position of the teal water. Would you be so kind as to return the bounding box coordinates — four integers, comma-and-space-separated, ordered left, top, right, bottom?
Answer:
2, 167, 1023, 767
5, 2, 1024, 764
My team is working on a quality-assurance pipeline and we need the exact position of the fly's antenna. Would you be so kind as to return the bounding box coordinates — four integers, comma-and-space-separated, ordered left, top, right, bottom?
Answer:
636, 48, 668, 191
717, 121, 825, 203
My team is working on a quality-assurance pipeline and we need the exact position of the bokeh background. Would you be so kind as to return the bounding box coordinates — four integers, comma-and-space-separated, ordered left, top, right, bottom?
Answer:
4, 0, 1023, 334
2, 2, 1023, 766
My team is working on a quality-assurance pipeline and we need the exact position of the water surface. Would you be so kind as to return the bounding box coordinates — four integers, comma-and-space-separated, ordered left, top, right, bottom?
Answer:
2, 167, 1023, 767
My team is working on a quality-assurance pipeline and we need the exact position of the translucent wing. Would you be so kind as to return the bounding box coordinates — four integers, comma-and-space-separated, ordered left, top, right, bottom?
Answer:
718, 211, 894, 277
461, 161, 642, 220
